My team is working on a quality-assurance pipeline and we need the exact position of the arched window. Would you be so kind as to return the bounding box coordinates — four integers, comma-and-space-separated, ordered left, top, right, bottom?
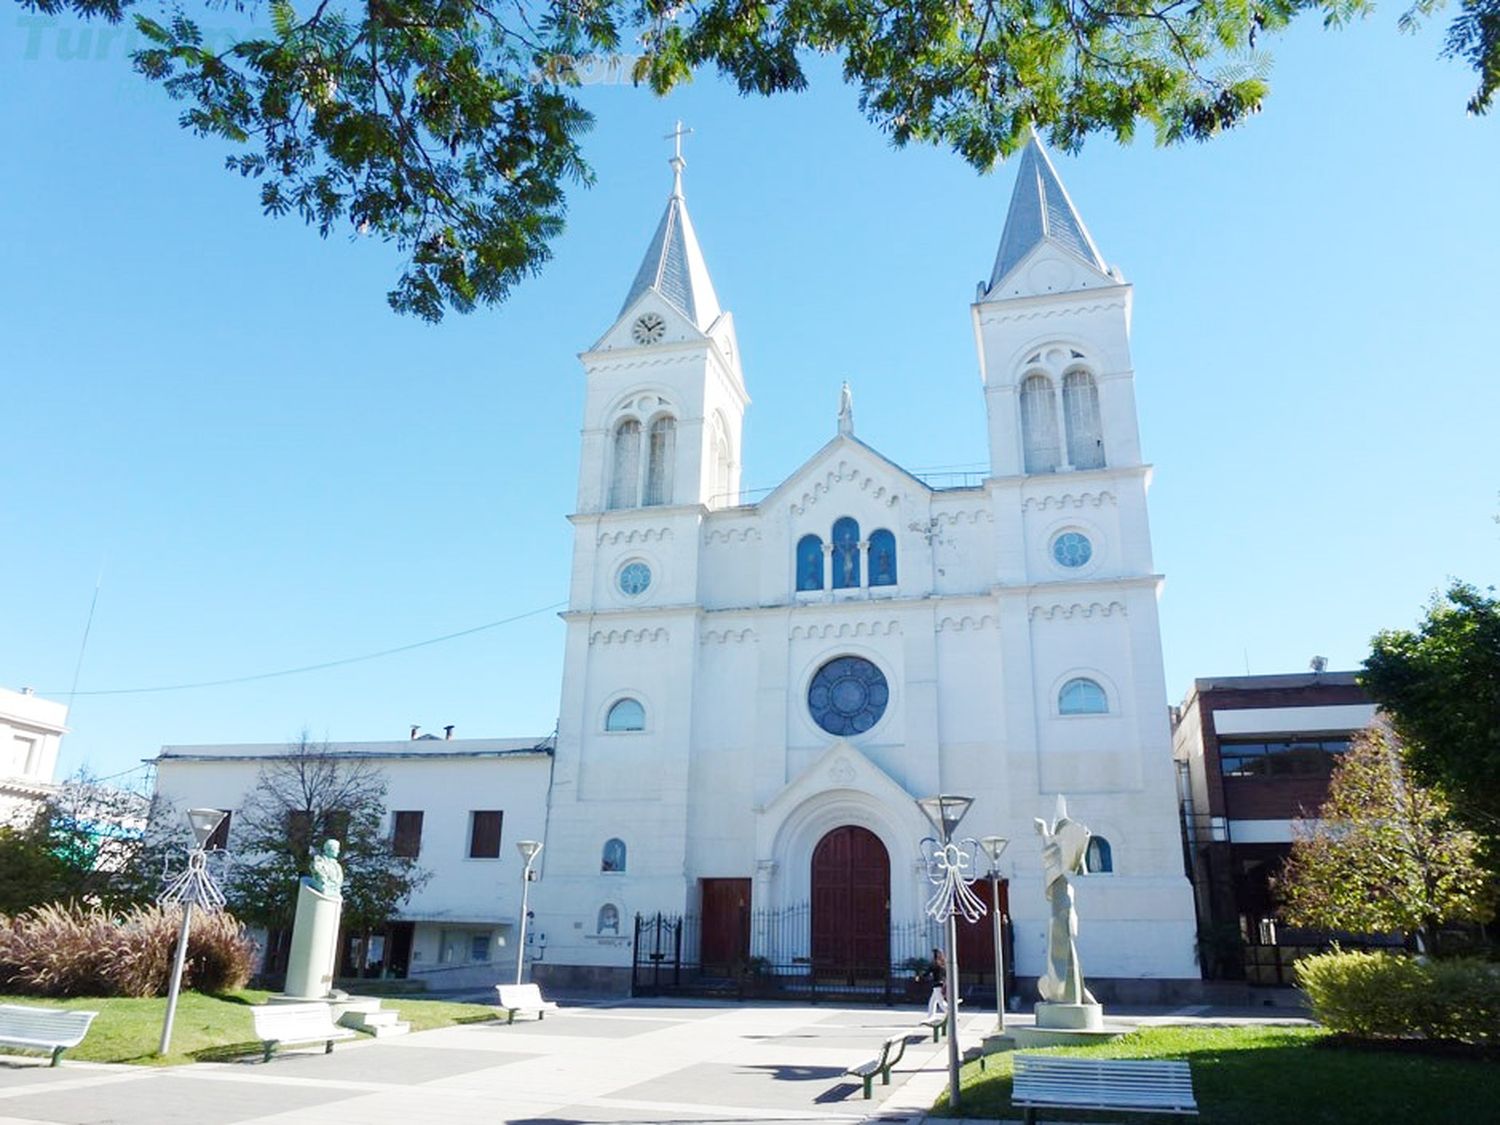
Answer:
1020, 374, 1060, 474
711, 412, 732, 506
1085, 836, 1113, 874
609, 419, 642, 509
868, 528, 897, 587
644, 416, 676, 506
605, 698, 645, 732
831, 517, 861, 589
796, 534, 825, 591
1059, 677, 1109, 715
601, 838, 627, 873
1063, 370, 1104, 470
597, 904, 621, 935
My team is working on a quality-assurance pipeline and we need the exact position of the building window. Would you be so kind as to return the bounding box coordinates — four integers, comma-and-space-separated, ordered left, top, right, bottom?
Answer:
644, 416, 676, 506
1063, 370, 1104, 469
711, 412, 732, 505
1218, 738, 1352, 778
808, 655, 889, 736
868, 528, 897, 587
605, 698, 646, 732
205, 810, 232, 851
796, 534, 824, 591
469, 810, 503, 858
392, 811, 424, 859
1020, 373, 1060, 473
1085, 836, 1113, 874
1052, 531, 1093, 568
609, 419, 642, 509
597, 904, 621, 935
602, 838, 627, 873
1059, 677, 1108, 715
831, 517, 861, 589
470, 933, 492, 962
12, 736, 37, 776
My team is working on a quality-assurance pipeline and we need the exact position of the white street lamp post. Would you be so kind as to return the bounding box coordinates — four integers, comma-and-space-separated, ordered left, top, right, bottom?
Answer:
917, 794, 980, 1112
980, 835, 1010, 1033
158, 808, 228, 1056
515, 840, 543, 985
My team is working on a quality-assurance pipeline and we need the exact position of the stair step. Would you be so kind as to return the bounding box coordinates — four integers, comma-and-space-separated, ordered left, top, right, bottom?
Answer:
364, 1021, 410, 1037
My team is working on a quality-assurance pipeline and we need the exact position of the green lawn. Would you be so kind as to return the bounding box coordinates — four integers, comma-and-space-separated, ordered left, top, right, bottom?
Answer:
932, 1025, 1500, 1124
0, 992, 500, 1066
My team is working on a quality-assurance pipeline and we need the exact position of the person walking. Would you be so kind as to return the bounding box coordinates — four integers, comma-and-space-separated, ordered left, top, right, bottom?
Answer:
927, 946, 948, 1017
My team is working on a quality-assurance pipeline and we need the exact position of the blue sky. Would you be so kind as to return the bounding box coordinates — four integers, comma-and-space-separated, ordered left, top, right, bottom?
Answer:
3, 8, 1496, 784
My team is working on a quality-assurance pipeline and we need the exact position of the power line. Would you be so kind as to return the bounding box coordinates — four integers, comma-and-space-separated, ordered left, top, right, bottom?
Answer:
47, 601, 567, 698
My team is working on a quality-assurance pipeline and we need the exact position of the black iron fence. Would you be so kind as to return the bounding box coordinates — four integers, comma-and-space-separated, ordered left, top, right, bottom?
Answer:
632, 904, 1014, 1004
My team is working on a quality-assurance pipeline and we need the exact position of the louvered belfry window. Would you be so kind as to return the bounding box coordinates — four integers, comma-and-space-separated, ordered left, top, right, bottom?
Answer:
1020, 374, 1061, 473
609, 419, 642, 509
1063, 370, 1105, 469
644, 416, 676, 505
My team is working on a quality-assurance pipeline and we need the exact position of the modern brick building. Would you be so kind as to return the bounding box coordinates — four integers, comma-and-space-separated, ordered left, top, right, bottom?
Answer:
1172, 670, 1376, 984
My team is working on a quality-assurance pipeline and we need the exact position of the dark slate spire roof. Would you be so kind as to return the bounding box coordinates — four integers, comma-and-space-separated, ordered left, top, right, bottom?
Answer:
987, 134, 1107, 292
618, 155, 721, 331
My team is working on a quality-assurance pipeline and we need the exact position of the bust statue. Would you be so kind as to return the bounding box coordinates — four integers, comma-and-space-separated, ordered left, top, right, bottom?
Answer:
307, 838, 344, 899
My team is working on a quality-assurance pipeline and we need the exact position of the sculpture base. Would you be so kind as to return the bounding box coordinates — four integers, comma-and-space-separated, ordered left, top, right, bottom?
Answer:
1036, 1001, 1104, 1031
283, 881, 343, 1000
1011, 1002, 1127, 1048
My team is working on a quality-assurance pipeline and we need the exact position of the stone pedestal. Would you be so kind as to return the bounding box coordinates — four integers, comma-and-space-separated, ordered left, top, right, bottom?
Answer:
1010, 1001, 1128, 1048
283, 880, 342, 1000
1037, 1001, 1104, 1031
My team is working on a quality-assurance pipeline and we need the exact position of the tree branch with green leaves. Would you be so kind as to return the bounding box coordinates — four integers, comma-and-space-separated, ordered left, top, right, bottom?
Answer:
17, 0, 1496, 320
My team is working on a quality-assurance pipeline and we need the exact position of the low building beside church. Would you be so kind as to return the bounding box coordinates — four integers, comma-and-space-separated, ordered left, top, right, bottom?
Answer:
152, 734, 552, 990
532, 134, 1201, 1000
1173, 670, 1377, 985
0, 685, 67, 827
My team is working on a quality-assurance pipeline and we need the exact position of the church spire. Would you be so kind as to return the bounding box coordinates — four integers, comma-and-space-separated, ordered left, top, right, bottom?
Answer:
618, 122, 722, 332
985, 130, 1107, 294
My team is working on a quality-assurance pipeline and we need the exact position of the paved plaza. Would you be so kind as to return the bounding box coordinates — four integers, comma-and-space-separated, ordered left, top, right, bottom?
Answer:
0, 998, 1314, 1125
0, 1000, 974, 1125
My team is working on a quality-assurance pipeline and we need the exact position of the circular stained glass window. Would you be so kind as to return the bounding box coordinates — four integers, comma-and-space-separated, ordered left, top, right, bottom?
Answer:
1052, 532, 1093, 568
808, 656, 889, 737
618, 561, 652, 596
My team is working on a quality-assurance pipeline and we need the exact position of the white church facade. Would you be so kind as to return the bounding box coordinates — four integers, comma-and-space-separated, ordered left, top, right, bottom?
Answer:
148, 135, 1201, 1001
531, 136, 1199, 998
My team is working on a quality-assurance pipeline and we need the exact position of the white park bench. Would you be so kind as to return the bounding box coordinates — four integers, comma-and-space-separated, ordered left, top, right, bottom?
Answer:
0, 1004, 98, 1067
251, 1002, 356, 1062
1012, 1054, 1197, 1124
844, 1032, 910, 1099
495, 983, 559, 1024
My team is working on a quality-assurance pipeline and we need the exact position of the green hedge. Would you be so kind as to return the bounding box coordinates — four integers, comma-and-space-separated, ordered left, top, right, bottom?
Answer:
1297, 949, 1500, 1045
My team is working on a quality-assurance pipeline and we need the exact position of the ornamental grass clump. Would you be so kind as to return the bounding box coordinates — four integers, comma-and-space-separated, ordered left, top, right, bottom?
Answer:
1297, 949, 1500, 1046
0, 902, 254, 998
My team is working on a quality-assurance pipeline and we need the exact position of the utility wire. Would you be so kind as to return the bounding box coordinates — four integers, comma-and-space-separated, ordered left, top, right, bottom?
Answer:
48, 600, 567, 698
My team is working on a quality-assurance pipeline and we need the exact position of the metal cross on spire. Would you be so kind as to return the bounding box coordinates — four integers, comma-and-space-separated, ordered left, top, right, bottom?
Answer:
665, 120, 692, 194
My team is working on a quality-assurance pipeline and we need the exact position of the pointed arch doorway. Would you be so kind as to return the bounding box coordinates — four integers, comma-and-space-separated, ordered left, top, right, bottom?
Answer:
811, 825, 890, 982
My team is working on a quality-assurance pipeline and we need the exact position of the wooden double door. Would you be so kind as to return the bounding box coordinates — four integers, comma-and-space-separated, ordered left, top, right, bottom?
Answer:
811, 825, 891, 979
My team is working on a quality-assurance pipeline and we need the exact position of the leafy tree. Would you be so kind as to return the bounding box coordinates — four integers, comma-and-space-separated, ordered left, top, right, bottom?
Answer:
1279, 725, 1492, 953
0, 810, 74, 915
0, 774, 168, 914
16, 0, 1498, 321
1362, 581, 1500, 839
225, 735, 428, 972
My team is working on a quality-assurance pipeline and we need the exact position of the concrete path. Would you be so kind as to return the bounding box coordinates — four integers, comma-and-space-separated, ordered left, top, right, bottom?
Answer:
0, 1001, 981, 1125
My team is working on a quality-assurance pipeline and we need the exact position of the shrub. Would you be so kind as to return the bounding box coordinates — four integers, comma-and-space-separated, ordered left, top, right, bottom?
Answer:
1297, 948, 1500, 1045
0, 902, 255, 998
